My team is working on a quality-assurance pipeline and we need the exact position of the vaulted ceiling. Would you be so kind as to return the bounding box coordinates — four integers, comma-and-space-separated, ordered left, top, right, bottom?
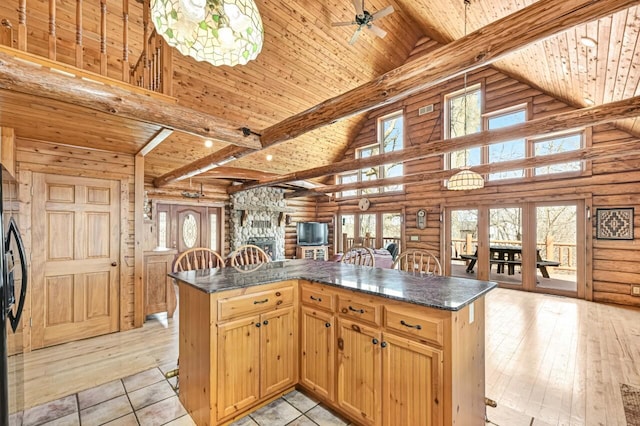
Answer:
0, 0, 639, 188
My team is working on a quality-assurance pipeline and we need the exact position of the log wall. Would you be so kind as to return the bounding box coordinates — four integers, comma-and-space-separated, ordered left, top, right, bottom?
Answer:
317, 43, 640, 307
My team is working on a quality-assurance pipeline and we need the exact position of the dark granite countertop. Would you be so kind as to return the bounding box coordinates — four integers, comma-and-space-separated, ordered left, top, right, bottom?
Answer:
169, 259, 497, 311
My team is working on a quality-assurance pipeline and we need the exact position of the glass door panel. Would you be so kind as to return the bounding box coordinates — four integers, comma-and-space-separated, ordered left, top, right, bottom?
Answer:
535, 205, 577, 293
450, 209, 478, 278
339, 214, 355, 252
359, 214, 376, 248
489, 207, 523, 286
382, 213, 401, 258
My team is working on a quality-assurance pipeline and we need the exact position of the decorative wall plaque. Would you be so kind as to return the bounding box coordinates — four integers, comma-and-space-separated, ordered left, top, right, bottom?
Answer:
596, 208, 634, 240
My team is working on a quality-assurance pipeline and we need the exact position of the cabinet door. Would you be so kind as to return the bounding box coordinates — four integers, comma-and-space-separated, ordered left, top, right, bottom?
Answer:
382, 333, 444, 426
217, 315, 261, 420
336, 318, 381, 426
300, 307, 335, 400
260, 307, 296, 396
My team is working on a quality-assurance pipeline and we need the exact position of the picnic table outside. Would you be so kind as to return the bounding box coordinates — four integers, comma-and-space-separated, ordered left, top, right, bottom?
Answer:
460, 246, 560, 278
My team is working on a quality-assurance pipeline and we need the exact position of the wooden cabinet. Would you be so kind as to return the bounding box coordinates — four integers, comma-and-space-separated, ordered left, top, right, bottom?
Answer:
300, 307, 335, 400
300, 282, 336, 401
217, 307, 296, 419
216, 282, 297, 422
336, 317, 382, 426
176, 278, 486, 426
381, 333, 443, 426
143, 250, 177, 317
297, 245, 329, 261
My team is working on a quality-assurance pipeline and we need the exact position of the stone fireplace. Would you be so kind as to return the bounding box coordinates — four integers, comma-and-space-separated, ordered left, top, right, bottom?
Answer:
230, 187, 290, 260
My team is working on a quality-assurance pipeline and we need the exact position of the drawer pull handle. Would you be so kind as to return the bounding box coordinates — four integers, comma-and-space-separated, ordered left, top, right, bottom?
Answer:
310, 295, 322, 302
348, 306, 365, 314
325, 322, 331, 328
400, 320, 422, 330
254, 298, 269, 305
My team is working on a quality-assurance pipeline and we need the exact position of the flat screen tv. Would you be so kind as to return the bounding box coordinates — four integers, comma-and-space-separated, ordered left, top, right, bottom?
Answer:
297, 222, 329, 246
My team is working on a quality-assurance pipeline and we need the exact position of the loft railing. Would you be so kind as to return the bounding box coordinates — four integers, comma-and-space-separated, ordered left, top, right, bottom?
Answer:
0, 0, 172, 96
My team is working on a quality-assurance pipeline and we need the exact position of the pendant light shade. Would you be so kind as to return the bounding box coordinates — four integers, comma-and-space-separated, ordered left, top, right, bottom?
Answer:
151, 0, 264, 67
446, 168, 485, 191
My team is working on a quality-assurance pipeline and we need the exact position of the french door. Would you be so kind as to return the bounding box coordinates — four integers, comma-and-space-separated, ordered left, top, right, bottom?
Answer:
446, 200, 585, 297
156, 203, 223, 255
336, 211, 403, 254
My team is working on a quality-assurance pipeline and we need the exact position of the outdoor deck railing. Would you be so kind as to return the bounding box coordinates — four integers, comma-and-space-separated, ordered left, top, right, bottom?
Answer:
452, 236, 576, 272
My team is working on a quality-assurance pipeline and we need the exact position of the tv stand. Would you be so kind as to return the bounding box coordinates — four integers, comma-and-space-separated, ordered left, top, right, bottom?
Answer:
296, 245, 329, 261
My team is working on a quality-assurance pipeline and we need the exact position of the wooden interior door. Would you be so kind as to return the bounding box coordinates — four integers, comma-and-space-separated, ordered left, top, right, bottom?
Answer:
31, 174, 120, 349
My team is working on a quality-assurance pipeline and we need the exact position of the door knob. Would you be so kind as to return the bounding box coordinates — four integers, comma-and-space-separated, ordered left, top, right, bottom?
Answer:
111, 262, 117, 267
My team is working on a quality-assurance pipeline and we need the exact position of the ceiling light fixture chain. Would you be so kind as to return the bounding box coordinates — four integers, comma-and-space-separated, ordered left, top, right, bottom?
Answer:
447, 0, 485, 191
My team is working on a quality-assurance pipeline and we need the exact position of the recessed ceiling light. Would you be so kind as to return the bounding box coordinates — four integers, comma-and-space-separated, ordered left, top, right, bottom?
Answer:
584, 97, 595, 106
580, 37, 597, 48
266, 154, 273, 161
204, 140, 213, 148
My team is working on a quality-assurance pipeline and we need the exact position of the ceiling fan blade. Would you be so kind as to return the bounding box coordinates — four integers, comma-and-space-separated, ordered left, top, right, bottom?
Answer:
371, 5, 394, 21
349, 28, 362, 45
332, 21, 356, 27
352, 0, 365, 18
368, 23, 388, 38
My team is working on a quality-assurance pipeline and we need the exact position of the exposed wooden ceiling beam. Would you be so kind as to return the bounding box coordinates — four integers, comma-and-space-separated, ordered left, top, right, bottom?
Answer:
230, 95, 640, 194
137, 128, 173, 156
284, 140, 640, 198
0, 48, 261, 150
258, 0, 639, 147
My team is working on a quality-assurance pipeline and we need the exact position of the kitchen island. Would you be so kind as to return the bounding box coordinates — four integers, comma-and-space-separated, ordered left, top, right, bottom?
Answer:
170, 259, 496, 426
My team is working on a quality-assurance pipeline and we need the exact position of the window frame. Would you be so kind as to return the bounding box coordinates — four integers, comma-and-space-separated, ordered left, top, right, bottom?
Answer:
336, 110, 405, 198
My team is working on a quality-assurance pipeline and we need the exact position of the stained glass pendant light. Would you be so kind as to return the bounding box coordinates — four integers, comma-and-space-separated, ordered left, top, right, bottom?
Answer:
447, 0, 484, 191
151, 0, 264, 67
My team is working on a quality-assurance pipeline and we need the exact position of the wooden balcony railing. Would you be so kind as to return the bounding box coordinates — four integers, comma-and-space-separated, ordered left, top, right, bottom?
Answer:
341, 234, 401, 253
0, 0, 172, 96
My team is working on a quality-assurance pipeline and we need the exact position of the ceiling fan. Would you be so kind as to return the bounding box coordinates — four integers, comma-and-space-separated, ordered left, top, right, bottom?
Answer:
332, 0, 395, 45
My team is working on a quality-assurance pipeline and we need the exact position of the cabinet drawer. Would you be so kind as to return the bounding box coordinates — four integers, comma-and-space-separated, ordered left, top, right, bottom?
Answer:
337, 296, 380, 326
300, 285, 335, 312
218, 286, 293, 321
384, 307, 444, 347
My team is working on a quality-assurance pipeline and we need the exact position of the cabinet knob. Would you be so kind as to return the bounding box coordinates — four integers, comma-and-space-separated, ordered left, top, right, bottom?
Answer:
325, 322, 331, 328
255, 323, 261, 328
372, 338, 379, 345
111, 262, 117, 267
381, 341, 387, 348
263, 320, 269, 326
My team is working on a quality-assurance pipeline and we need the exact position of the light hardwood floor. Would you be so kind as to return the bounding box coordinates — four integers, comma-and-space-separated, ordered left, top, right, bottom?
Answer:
18, 288, 640, 425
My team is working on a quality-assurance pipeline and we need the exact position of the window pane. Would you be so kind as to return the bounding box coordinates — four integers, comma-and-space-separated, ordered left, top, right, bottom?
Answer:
358, 145, 380, 194
158, 212, 167, 248
210, 213, 218, 251
381, 115, 403, 153
382, 213, 401, 252
339, 174, 357, 198
449, 88, 481, 168
382, 162, 403, 192
487, 109, 526, 180
341, 215, 355, 251
534, 133, 582, 175
360, 214, 376, 247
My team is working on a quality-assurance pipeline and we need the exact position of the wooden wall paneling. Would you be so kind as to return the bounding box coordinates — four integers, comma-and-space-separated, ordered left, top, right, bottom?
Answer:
75, 0, 83, 68
47, 0, 55, 60
134, 154, 144, 327
120, 178, 133, 330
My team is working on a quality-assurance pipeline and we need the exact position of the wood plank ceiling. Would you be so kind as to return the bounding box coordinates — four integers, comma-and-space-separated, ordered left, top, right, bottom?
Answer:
0, 0, 639, 186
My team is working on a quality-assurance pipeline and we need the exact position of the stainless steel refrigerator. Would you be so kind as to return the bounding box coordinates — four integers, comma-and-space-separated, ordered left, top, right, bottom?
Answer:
0, 165, 27, 426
